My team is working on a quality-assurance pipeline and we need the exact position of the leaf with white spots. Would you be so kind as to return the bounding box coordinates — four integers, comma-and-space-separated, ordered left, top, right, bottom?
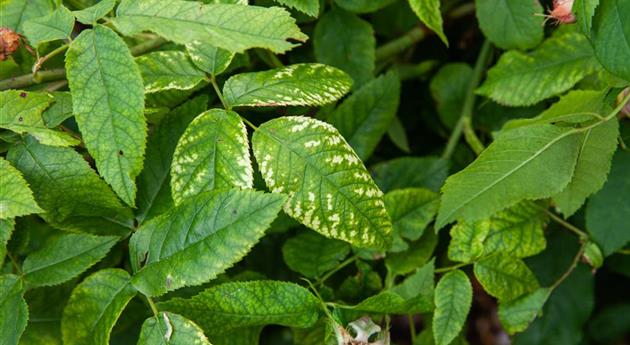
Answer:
252, 116, 392, 250
113, 0, 307, 54
138, 312, 211, 345
136, 51, 207, 93
223, 63, 353, 108
170, 109, 253, 205
129, 190, 286, 296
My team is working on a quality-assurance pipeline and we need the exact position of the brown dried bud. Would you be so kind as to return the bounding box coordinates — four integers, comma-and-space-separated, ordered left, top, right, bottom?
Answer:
0, 27, 20, 61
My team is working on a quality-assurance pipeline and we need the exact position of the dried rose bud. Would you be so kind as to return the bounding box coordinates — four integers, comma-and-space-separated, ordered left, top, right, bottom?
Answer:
542, 0, 576, 25
0, 27, 20, 61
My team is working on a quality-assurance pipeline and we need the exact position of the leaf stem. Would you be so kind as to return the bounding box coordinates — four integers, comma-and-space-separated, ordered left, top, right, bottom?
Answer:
209, 76, 230, 110
303, 278, 336, 321
375, 26, 426, 62
550, 241, 586, 291
32, 43, 69, 74
146, 296, 160, 317
538, 206, 589, 240
7, 252, 23, 275
315, 254, 359, 286
254, 49, 284, 68
408, 314, 417, 343
435, 261, 469, 273
442, 39, 492, 160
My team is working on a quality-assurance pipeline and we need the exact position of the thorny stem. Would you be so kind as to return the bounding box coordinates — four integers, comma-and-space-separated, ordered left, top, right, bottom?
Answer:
315, 254, 359, 286
442, 40, 492, 159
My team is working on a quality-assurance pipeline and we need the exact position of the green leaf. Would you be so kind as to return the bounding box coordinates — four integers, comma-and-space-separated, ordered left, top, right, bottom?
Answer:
349, 260, 434, 314
23, 5, 74, 47
432, 270, 472, 345
573, 0, 600, 35
430, 63, 472, 129
273, 0, 319, 17
0, 219, 15, 266
328, 70, 401, 160
477, 32, 600, 106
586, 150, 630, 255
384, 188, 439, 241
42, 92, 73, 128
186, 42, 234, 76
135, 96, 208, 224
0, 0, 52, 33
282, 231, 351, 278
223, 63, 352, 108
210, 327, 263, 345
22, 233, 118, 288
474, 255, 539, 302
61, 269, 137, 345
475, 0, 544, 50
553, 118, 619, 217
334, 0, 396, 13
113, 0, 307, 54
371, 156, 449, 193
386, 230, 438, 277
498, 287, 551, 335
408, 0, 447, 45
0, 274, 28, 345
130, 190, 286, 296
171, 109, 252, 204
66, 25, 147, 206
72, 0, 116, 24
314, 8, 375, 88
7, 137, 129, 234
481, 201, 547, 258
136, 51, 206, 93
0, 90, 78, 147
436, 124, 582, 228
138, 312, 211, 345
591, 0, 630, 81
252, 116, 392, 250
159, 281, 320, 336
0, 157, 42, 219
387, 117, 411, 153
447, 220, 489, 263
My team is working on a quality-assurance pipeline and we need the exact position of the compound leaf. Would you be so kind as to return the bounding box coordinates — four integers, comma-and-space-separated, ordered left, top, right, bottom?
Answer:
113, 0, 307, 53
0, 274, 28, 345
171, 109, 252, 204
328, 70, 400, 160
436, 124, 581, 228
314, 8, 375, 88
282, 231, 351, 279
66, 25, 146, 206
61, 269, 137, 345
138, 312, 211, 345
23, 5, 74, 47
23, 233, 118, 288
223, 63, 352, 108
433, 270, 472, 345
474, 255, 539, 302
477, 32, 600, 106
0, 157, 42, 219
252, 116, 392, 250
475, 0, 544, 50
159, 280, 320, 336
130, 190, 286, 296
